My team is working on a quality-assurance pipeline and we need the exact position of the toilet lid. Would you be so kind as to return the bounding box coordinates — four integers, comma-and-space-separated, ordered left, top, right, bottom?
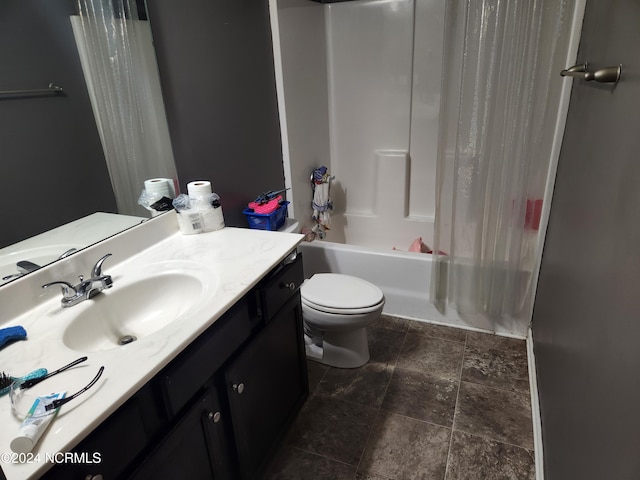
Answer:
301, 274, 384, 310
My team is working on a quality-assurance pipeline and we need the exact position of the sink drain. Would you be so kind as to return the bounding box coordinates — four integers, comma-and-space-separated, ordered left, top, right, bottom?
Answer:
118, 335, 137, 346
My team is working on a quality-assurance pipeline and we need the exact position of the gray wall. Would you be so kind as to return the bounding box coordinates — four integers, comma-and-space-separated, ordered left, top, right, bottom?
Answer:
0, 0, 117, 248
532, 0, 640, 478
1, 0, 285, 248
146, 0, 285, 227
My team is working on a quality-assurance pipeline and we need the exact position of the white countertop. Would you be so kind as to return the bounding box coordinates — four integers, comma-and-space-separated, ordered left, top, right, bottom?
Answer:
0, 212, 303, 479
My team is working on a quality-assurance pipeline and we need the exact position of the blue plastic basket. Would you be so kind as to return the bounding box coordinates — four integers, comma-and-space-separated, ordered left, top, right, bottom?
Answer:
243, 201, 290, 231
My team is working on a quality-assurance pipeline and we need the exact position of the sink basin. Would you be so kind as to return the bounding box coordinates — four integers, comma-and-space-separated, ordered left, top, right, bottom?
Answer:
62, 273, 210, 352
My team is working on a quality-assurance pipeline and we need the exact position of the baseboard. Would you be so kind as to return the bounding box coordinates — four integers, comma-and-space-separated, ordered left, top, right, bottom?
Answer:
527, 327, 544, 480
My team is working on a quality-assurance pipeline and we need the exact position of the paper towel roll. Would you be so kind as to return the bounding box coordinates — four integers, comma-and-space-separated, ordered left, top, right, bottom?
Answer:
187, 180, 213, 199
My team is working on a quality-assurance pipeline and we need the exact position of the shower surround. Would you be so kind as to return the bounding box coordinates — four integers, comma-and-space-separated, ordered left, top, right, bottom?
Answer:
271, 0, 583, 339
273, 0, 443, 251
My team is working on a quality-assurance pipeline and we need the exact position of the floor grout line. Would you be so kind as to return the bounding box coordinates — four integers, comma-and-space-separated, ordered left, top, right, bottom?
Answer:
457, 377, 532, 400
443, 330, 468, 480
449, 427, 537, 453
351, 327, 406, 477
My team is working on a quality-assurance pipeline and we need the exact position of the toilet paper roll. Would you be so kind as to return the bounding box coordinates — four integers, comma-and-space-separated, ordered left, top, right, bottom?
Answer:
187, 180, 213, 200
144, 178, 172, 199
201, 206, 225, 232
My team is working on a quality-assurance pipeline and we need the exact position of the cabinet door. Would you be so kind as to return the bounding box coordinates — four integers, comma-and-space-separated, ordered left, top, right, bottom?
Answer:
160, 300, 251, 417
130, 387, 234, 480
42, 387, 154, 480
224, 294, 308, 479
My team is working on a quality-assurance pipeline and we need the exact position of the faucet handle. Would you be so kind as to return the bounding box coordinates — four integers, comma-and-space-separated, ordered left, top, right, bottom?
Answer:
42, 281, 78, 299
92, 253, 112, 278
57, 248, 77, 260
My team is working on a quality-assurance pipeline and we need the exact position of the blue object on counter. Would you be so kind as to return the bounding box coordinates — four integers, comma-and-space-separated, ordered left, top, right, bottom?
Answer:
243, 201, 290, 231
0, 326, 27, 350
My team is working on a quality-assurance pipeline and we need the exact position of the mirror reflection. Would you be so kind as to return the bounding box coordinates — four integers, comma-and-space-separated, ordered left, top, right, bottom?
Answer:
0, 0, 177, 286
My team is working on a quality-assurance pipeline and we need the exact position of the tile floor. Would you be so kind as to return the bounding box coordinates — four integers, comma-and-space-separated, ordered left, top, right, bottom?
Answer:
266, 315, 535, 480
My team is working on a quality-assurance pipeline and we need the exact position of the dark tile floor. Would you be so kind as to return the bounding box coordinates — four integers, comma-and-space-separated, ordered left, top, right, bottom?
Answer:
266, 315, 535, 480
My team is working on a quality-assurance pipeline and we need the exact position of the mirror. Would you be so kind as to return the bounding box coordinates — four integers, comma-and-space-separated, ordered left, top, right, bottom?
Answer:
0, 213, 146, 285
0, 0, 176, 286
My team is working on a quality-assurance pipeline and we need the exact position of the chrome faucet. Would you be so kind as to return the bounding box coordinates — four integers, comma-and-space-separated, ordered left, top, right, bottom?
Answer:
42, 254, 113, 308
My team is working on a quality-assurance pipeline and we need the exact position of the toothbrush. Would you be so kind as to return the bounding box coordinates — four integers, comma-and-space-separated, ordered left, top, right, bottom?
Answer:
0, 368, 48, 397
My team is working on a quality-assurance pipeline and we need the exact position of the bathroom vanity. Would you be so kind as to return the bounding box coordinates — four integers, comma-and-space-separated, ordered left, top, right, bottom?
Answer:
0, 212, 307, 480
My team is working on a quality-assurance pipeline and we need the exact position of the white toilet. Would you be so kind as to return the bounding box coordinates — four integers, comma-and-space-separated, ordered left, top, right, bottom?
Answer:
276, 218, 384, 367
301, 273, 385, 368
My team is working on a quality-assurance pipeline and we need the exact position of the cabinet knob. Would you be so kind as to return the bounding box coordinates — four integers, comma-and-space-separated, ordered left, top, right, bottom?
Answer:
232, 382, 245, 394
208, 411, 221, 423
282, 282, 296, 291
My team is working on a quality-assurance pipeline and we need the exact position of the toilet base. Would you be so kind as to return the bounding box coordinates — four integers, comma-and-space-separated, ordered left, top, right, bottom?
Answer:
304, 326, 370, 368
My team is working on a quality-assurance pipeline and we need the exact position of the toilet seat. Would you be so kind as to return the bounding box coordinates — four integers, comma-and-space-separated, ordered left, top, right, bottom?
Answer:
301, 296, 385, 315
300, 273, 384, 314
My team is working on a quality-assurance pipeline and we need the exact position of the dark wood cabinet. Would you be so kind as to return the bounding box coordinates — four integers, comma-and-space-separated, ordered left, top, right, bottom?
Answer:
223, 252, 307, 479
41, 383, 164, 480
130, 386, 233, 480
41, 252, 307, 480
224, 294, 307, 479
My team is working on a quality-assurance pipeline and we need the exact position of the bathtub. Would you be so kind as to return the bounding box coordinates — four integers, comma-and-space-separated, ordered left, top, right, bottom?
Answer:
297, 240, 527, 337
297, 240, 436, 321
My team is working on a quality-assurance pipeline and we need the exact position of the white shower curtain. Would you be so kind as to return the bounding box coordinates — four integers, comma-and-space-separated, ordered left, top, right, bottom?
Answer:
72, 0, 177, 217
431, 0, 575, 330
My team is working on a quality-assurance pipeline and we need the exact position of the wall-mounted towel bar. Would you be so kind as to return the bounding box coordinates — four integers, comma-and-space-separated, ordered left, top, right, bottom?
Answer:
0, 83, 64, 97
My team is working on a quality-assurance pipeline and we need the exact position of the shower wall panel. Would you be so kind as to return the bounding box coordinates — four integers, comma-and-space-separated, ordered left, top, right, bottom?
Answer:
275, 0, 446, 249
273, 0, 330, 227
326, 0, 413, 218
326, 0, 444, 249
408, 0, 445, 220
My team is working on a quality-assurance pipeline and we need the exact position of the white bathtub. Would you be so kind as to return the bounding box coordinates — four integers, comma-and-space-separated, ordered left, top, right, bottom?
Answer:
297, 240, 527, 337
297, 240, 435, 321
